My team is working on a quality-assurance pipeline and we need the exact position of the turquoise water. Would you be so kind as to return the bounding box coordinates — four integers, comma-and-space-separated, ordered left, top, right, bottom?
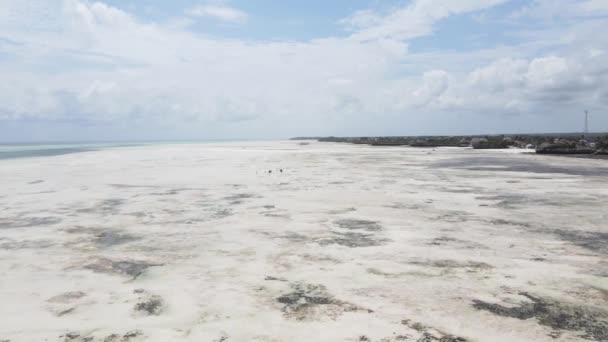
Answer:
0, 142, 143, 160
0, 140, 249, 160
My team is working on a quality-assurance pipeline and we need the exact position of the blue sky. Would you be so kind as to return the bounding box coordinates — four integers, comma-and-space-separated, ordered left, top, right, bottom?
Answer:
100, 0, 526, 50
0, 0, 607, 141
104, 0, 383, 39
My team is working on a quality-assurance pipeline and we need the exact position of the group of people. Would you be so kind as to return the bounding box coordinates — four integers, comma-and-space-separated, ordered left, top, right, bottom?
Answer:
257, 169, 284, 175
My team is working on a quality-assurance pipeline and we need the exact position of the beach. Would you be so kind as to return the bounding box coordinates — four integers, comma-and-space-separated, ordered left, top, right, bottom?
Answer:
1, 140, 607, 342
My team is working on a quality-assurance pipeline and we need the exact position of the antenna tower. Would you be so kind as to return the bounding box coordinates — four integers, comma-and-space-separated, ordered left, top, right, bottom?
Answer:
584, 110, 589, 134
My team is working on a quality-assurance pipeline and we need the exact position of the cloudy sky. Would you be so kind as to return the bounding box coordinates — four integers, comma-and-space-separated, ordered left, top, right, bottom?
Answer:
1, 0, 607, 142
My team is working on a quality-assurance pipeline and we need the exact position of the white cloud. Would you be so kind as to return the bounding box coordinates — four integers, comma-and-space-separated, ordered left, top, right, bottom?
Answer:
0, 0, 607, 137
512, 0, 608, 19
188, 4, 248, 23
420, 53, 608, 115
582, 0, 608, 12
340, 10, 383, 30
410, 70, 450, 107
345, 0, 507, 41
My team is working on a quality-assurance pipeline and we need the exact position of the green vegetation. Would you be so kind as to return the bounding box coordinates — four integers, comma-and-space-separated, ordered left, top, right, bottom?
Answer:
294, 133, 608, 155
472, 136, 510, 149
596, 135, 608, 149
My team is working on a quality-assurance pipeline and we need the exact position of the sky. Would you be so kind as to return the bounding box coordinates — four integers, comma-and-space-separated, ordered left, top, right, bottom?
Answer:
0, 0, 607, 142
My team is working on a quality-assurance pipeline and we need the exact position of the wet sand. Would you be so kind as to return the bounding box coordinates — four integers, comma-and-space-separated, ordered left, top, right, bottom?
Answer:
0, 141, 607, 342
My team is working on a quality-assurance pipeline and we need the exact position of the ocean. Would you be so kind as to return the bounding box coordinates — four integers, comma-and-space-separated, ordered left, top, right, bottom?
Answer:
0, 140, 247, 160
0, 142, 141, 160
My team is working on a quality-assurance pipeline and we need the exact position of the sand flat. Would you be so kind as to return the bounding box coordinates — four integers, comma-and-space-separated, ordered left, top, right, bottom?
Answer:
1, 141, 607, 342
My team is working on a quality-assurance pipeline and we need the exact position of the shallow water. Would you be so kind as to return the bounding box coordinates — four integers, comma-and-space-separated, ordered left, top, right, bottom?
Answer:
0, 141, 607, 342
0, 142, 138, 160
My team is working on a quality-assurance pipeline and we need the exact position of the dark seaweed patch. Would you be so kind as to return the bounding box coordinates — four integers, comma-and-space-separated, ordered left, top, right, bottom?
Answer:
100, 199, 124, 209
359, 335, 409, 342
300, 253, 342, 264
102, 330, 143, 342
435, 211, 472, 223
0, 238, 54, 249
109, 184, 153, 188
134, 296, 164, 316
367, 268, 404, 278
265, 276, 288, 282
276, 222, 386, 248
416, 333, 467, 342
111, 261, 160, 279
334, 219, 381, 232
476, 194, 593, 209
472, 293, 608, 340
279, 232, 309, 243
488, 219, 534, 228
179, 208, 233, 223
57, 307, 76, 317
385, 203, 423, 210
126, 212, 148, 218
48, 291, 86, 303
401, 319, 468, 341
149, 187, 205, 196
433, 156, 608, 177
276, 283, 370, 320
328, 207, 357, 215
328, 181, 355, 185
0, 216, 62, 229
440, 187, 479, 194
94, 231, 140, 248
61, 332, 82, 341
411, 259, 492, 270
149, 189, 181, 196
316, 231, 388, 248
428, 237, 470, 247
77, 199, 125, 215
224, 193, 257, 205
84, 258, 162, 279
553, 230, 608, 254
47, 291, 87, 318
212, 208, 233, 220
476, 195, 532, 209
174, 207, 233, 224
263, 212, 291, 219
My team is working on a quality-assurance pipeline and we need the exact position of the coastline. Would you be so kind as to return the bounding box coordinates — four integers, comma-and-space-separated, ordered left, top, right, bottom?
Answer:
1, 140, 607, 341
292, 133, 608, 156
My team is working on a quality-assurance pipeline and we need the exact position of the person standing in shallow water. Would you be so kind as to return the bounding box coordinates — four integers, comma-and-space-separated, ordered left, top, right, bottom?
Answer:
261, 169, 283, 174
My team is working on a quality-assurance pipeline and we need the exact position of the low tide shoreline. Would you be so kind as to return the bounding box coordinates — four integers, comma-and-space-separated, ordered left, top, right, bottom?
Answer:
292, 133, 608, 155
1, 141, 607, 341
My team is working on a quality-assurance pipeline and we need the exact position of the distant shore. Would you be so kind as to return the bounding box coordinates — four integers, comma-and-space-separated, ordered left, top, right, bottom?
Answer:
292, 133, 608, 156
545, 153, 608, 160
